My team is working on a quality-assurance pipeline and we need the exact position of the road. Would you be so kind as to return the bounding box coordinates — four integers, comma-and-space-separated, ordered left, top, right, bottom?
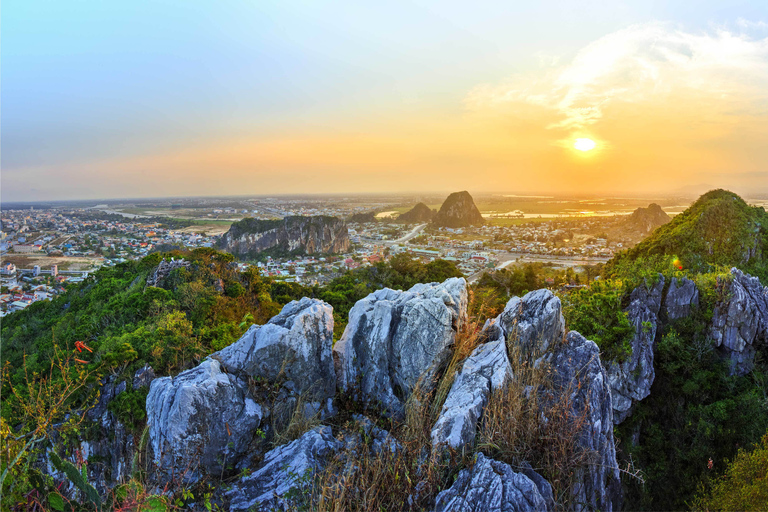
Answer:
385, 223, 428, 245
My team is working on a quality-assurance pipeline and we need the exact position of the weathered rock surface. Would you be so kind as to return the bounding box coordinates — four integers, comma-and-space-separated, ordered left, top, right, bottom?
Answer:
334, 278, 468, 418
227, 426, 343, 511
432, 191, 485, 228
214, 297, 336, 403
665, 276, 699, 321
146, 258, 191, 287
146, 359, 263, 483
497, 289, 565, 355
606, 276, 664, 424
219, 216, 350, 256
709, 268, 768, 374
431, 339, 512, 451
548, 332, 621, 511
433, 453, 551, 512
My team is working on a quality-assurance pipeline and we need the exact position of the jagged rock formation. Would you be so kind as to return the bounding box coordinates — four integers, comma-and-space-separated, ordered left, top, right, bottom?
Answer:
497, 290, 565, 355
431, 338, 512, 451
146, 359, 263, 483
146, 298, 335, 484
213, 297, 336, 405
434, 453, 552, 512
398, 202, 435, 223
146, 258, 191, 287
547, 332, 622, 511
665, 276, 699, 321
622, 203, 670, 234
219, 216, 350, 257
334, 278, 468, 418
606, 276, 664, 424
709, 268, 768, 374
227, 426, 343, 511
432, 191, 484, 228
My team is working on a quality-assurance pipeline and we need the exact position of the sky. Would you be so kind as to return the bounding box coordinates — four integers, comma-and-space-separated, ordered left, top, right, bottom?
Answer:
3, 1, 768, 202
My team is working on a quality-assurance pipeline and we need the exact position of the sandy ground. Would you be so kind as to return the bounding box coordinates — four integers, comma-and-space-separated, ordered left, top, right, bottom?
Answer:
0, 254, 106, 271
175, 224, 231, 235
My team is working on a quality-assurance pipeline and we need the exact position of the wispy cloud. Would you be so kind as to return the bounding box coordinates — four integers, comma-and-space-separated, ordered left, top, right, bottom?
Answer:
467, 22, 768, 132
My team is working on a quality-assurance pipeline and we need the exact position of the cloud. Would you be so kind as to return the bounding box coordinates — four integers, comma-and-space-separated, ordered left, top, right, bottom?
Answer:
467, 22, 768, 133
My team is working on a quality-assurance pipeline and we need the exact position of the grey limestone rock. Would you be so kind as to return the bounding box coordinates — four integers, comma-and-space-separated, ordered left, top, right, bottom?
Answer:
665, 276, 699, 321
606, 276, 664, 424
431, 339, 512, 451
709, 268, 768, 374
213, 297, 336, 403
334, 277, 468, 418
433, 453, 551, 512
146, 359, 263, 483
548, 331, 621, 511
497, 289, 565, 355
227, 426, 343, 511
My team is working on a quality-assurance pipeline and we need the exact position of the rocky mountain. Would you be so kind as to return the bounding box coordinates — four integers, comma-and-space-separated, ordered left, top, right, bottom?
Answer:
397, 202, 435, 223
431, 191, 485, 228
219, 215, 350, 257
613, 189, 768, 275
623, 203, 670, 234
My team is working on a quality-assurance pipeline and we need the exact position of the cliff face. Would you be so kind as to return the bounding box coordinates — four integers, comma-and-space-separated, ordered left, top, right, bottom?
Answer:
220, 216, 350, 256
397, 202, 435, 223
432, 191, 484, 228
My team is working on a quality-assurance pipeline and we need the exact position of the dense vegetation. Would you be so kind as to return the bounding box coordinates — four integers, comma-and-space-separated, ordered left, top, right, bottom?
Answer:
608, 189, 768, 282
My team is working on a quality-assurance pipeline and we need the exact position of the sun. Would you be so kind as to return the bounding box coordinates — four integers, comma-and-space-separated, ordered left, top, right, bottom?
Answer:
574, 138, 596, 152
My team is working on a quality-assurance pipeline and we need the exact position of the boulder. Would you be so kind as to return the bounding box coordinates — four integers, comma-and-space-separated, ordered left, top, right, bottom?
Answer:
334, 278, 468, 418
665, 277, 699, 321
497, 290, 565, 355
548, 332, 621, 511
227, 426, 343, 511
433, 453, 551, 512
146, 359, 263, 483
431, 339, 512, 451
132, 364, 156, 390
213, 297, 335, 403
606, 276, 664, 424
709, 268, 768, 374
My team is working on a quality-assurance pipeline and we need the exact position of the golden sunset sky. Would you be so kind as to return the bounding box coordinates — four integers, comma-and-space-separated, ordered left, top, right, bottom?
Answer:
3, 2, 768, 201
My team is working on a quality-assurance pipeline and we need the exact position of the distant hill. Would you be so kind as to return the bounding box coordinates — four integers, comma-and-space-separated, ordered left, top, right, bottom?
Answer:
219, 216, 349, 258
397, 202, 435, 223
609, 190, 768, 277
431, 191, 484, 228
348, 212, 378, 223
623, 203, 670, 234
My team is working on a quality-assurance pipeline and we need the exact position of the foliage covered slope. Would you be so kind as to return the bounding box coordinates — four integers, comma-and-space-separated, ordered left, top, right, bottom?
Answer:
607, 189, 768, 281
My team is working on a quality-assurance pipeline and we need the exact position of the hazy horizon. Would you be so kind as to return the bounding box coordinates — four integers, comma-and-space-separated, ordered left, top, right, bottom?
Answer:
4, 2, 768, 202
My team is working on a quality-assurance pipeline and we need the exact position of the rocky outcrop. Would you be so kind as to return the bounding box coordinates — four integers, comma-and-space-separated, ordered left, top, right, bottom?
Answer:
606, 277, 664, 424
665, 276, 699, 321
147, 298, 335, 483
226, 426, 343, 511
709, 268, 768, 374
433, 453, 552, 512
146, 359, 263, 483
348, 211, 378, 223
623, 203, 670, 235
334, 278, 468, 418
548, 332, 621, 511
146, 258, 191, 287
214, 297, 336, 405
219, 216, 350, 256
432, 191, 484, 228
398, 202, 435, 224
431, 339, 511, 451
496, 290, 565, 355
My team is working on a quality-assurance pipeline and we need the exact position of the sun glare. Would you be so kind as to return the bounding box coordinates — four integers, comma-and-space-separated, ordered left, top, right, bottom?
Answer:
574, 138, 596, 152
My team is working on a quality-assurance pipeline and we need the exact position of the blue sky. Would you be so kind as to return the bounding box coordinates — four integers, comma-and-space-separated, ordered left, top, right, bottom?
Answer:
4, 1, 768, 201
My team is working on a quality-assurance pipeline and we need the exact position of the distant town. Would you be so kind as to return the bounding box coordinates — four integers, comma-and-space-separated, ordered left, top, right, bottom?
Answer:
4, 192, 748, 316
